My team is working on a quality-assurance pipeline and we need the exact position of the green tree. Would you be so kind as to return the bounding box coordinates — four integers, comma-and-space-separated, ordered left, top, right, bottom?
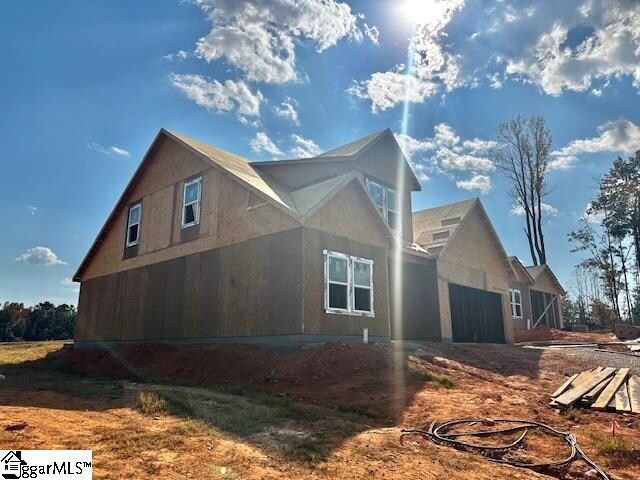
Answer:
0, 302, 29, 341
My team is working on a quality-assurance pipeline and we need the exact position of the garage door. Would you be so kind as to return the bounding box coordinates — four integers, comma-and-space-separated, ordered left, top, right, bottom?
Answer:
448, 283, 505, 343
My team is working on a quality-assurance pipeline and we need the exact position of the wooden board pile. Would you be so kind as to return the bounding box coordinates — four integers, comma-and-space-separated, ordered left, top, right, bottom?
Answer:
549, 367, 640, 414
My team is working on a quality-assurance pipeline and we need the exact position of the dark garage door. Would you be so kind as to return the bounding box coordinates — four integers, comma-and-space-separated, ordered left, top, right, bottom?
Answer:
448, 283, 505, 343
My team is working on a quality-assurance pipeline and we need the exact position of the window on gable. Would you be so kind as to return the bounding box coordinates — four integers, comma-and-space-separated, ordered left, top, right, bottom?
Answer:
366, 180, 384, 214
126, 202, 142, 247
324, 250, 374, 316
365, 177, 400, 233
510, 288, 523, 318
182, 177, 202, 228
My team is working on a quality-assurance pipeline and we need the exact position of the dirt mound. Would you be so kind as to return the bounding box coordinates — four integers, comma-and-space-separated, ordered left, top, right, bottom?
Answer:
55, 342, 410, 418
514, 327, 612, 343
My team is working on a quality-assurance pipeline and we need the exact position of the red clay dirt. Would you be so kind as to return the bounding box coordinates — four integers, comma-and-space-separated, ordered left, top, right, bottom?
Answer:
514, 327, 614, 344
3, 341, 639, 479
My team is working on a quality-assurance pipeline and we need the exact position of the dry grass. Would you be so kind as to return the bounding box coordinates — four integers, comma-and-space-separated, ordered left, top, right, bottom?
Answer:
590, 431, 640, 466
137, 391, 168, 415
559, 408, 581, 422
406, 362, 454, 388
0, 341, 68, 364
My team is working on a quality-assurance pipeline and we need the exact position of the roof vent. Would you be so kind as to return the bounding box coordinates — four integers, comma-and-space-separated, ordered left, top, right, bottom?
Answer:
433, 230, 450, 241
441, 216, 461, 227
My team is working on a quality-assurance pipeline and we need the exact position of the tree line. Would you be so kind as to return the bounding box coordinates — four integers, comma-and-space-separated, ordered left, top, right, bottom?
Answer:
0, 301, 76, 342
567, 151, 640, 327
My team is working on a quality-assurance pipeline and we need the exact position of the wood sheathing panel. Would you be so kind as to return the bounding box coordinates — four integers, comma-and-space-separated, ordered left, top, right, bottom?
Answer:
511, 281, 532, 330
355, 136, 415, 242
437, 207, 514, 343
74, 228, 304, 341
304, 181, 390, 248
302, 228, 390, 337
80, 140, 299, 281
389, 257, 440, 340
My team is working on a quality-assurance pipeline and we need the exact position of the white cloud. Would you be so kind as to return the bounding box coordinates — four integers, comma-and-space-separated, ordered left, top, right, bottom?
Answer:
61, 277, 79, 293
289, 134, 322, 158
395, 124, 496, 187
191, 0, 364, 84
583, 202, 605, 224
504, 3, 640, 96
87, 142, 130, 158
26, 205, 38, 215
554, 118, 640, 157
510, 203, 559, 216
456, 174, 492, 194
348, 0, 465, 112
364, 23, 379, 45
163, 50, 190, 61
169, 74, 263, 123
16, 247, 66, 266
548, 155, 578, 170
274, 97, 300, 125
250, 132, 283, 157
350, 0, 640, 111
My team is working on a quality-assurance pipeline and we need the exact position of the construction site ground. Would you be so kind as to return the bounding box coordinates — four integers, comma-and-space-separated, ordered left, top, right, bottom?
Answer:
1, 333, 638, 479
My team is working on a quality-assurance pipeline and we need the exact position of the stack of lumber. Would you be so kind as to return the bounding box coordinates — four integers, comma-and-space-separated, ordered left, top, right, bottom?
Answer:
549, 367, 640, 414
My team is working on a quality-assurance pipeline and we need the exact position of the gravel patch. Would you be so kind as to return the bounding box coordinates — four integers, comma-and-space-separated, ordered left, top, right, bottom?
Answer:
550, 346, 640, 373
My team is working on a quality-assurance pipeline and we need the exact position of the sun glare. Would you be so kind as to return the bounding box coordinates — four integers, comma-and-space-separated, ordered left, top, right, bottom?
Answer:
400, 0, 449, 28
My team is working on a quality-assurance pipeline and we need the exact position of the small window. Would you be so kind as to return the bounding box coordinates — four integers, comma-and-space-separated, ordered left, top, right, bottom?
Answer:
352, 258, 373, 313
326, 252, 349, 312
182, 177, 202, 228
385, 188, 399, 231
324, 250, 374, 316
510, 288, 522, 318
126, 203, 142, 247
365, 177, 400, 233
366, 179, 384, 214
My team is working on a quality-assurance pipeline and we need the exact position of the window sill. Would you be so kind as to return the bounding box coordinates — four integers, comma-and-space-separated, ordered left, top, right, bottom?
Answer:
181, 221, 200, 229
325, 308, 375, 318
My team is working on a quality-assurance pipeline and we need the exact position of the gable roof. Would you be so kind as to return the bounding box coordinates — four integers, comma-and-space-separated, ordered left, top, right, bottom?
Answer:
525, 265, 566, 295
251, 129, 422, 191
74, 129, 399, 280
318, 129, 387, 158
412, 198, 516, 277
509, 256, 534, 284
412, 198, 477, 253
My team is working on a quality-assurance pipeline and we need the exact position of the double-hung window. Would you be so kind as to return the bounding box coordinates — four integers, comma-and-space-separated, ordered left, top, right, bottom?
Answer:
510, 288, 522, 318
324, 250, 374, 316
366, 178, 400, 233
126, 202, 142, 247
182, 176, 202, 228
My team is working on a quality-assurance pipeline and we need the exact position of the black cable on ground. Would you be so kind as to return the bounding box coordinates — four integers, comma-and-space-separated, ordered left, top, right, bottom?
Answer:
400, 418, 609, 480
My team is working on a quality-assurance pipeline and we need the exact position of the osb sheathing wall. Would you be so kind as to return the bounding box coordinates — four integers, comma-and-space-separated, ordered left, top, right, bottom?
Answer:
302, 228, 390, 337
81, 136, 299, 281
75, 228, 304, 341
355, 139, 415, 243
301, 184, 392, 337
436, 209, 515, 343
531, 270, 563, 295
389, 256, 440, 341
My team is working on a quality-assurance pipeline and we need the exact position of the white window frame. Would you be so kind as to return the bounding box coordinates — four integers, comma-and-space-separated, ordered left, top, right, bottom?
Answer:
126, 202, 142, 247
365, 178, 400, 234
323, 250, 375, 317
510, 288, 523, 318
351, 256, 374, 316
181, 176, 202, 228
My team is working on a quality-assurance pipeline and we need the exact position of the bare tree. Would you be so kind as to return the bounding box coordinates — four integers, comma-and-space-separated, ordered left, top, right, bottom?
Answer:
493, 115, 551, 265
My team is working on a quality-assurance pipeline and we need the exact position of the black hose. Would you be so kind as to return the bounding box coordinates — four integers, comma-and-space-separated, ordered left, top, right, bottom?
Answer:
400, 417, 609, 480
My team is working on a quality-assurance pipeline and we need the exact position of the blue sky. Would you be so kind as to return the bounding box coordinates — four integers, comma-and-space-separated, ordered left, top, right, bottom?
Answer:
2, 0, 640, 306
